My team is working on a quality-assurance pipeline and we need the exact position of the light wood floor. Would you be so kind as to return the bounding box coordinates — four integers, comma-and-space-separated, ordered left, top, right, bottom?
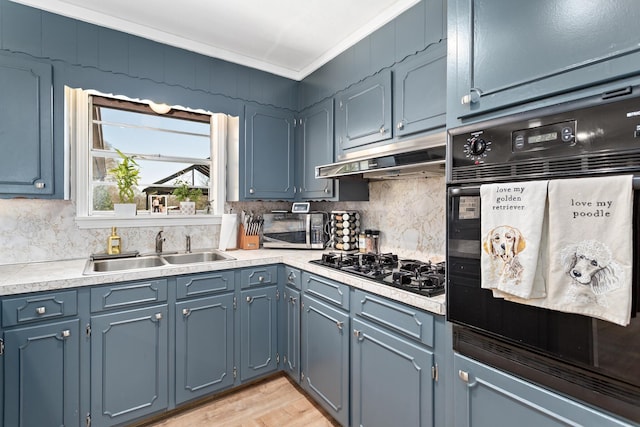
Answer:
138, 375, 340, 427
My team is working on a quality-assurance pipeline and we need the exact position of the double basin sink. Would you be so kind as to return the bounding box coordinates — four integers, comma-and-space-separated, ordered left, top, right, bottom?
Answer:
84, 250, 235, 275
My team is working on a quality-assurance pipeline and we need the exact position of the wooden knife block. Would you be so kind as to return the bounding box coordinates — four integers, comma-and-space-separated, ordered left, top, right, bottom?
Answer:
239, 224, 259, 250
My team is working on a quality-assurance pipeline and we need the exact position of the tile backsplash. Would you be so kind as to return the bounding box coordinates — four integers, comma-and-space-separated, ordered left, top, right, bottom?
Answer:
0, 177, 445, 265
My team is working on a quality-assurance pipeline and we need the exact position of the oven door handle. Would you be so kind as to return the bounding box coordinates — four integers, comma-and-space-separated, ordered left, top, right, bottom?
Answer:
452, 177, 640, 194
449, 186, 480, 196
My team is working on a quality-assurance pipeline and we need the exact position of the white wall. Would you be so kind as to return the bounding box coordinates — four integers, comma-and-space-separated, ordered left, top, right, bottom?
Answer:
0, 177, 445, 265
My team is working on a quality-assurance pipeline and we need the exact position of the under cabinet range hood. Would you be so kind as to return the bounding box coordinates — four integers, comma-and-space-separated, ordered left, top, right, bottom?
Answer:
315, 131, 446, 179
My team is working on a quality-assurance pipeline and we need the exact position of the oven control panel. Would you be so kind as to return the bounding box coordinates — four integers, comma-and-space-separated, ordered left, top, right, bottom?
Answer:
447, 86, 640, 183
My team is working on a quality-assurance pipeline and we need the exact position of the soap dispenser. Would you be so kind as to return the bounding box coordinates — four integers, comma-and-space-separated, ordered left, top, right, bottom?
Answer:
107, 227, 122, 255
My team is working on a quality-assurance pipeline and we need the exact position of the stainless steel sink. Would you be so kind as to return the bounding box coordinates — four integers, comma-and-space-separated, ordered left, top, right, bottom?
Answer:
162, 251, 235, 265
83, 250, 235, 274
85, 255, 168, 274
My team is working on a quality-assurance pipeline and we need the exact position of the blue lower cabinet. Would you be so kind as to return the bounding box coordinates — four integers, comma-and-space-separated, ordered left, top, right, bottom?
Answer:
453, 353, 632, 427
175, 293, 235, 404
4, 319, 80, 427
282, 286, 301, 382
239, 285, 279, 382
351, 317, 435, 427
90, 305, 169, 427
301, 293, 349, 427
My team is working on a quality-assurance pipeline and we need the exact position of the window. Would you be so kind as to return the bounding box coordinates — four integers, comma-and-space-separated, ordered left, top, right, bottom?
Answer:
67, 88, 233, 228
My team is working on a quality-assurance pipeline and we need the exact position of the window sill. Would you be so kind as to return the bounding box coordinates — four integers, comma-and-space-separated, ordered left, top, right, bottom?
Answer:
75, 214, 222, 229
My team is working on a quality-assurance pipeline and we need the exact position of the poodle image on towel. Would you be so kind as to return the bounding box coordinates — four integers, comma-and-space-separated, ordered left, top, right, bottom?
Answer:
483, 225, 526, 285
559, 240, 623, 307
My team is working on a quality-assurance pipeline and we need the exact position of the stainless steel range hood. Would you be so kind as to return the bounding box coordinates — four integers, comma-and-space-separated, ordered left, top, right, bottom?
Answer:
315, 130, 446, 179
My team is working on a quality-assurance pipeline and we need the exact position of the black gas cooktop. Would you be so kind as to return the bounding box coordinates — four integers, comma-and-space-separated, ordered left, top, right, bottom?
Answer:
310, 252, 445, 297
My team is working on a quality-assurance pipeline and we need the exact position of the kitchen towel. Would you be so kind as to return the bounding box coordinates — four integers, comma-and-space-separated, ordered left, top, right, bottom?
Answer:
543, 175, 633, 326
218, 213, 239, 251
480, 180, 548, 299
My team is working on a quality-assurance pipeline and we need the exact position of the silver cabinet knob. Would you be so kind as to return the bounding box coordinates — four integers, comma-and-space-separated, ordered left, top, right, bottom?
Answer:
258, 276, 264, 282
458, 370, 469, 383
336, 321, 344, 330
36, 307, 46, 315
182, 308, 191, 317
379, 126, 386, 134
34, 182, 45, 189
396, 121, 404, 130
249, 188, 255, 194
246, 296, 253, 303
61, 330, 71, 338
155, 313, 162, 320
461, 88, 482, 105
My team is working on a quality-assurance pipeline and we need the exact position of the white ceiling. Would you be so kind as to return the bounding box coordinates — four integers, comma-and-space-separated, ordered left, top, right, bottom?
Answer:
11, 0, 419, 80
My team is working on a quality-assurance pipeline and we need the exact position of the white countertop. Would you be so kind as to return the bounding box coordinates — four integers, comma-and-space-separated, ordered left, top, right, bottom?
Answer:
0, 249, 445, 315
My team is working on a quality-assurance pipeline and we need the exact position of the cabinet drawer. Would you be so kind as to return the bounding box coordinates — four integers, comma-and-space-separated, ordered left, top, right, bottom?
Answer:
352, 289, 434, 347
176, 270, 234, 299
240, 265, 278, 288
284, 266, 301, 290
91, 279, 168, 312
2, 290, 78, 327
302, 272, 349, 310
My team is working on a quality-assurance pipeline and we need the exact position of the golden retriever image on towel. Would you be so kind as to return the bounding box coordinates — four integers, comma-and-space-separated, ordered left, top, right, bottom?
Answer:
559, 240, 623, 307
483, 225, 526, 285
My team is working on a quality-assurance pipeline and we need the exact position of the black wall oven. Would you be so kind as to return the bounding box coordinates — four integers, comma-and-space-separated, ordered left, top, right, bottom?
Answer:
447, 87, 640, 423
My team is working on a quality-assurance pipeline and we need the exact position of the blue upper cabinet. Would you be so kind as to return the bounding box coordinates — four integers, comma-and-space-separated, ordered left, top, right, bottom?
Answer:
244, 104, 296, 199
394, 41, 447, 137
448, 0, 640, 125
297, 99, 334, 199
0, 53, 53, 196
335, 69, 392, 157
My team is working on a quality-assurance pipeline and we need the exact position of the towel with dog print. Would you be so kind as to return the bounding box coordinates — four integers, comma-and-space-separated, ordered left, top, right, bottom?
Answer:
480, 180, 548, 299
543, 175, 633, 326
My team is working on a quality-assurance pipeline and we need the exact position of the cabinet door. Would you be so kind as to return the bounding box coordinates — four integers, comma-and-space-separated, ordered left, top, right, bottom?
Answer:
0, 53, 53, 196
90, 305, 168, 427
352, 318, 434, 427
4, 319, 80, 427
244, 104, 295, 199
301, 294, 349, 427
175, 293, 235, 404
394, 42, 447, 137
240, 285, 279, 382
335, 69, 392, 156
449, 0, 640, 122
298, 99, 334, 199
282, 287, 300, 382
453, 354, 631, 427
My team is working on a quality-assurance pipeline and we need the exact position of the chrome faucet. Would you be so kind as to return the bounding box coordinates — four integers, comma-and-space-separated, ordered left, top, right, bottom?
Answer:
186, 235, 191, 253
155, 231, 165, 253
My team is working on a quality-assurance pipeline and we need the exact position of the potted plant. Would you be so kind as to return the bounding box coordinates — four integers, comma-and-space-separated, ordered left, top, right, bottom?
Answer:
108, 149, 140, 216
172, 179, 202, 215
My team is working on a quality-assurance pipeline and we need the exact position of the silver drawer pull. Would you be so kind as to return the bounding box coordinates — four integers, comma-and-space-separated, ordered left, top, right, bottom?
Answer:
258, 276, 265, 283
155, 313, 162, 321
36, 307, 46, 315
61, 330, 71, 338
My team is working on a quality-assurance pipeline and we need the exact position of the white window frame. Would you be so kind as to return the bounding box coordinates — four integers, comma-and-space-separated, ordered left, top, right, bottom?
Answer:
66, 87, 228, 229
